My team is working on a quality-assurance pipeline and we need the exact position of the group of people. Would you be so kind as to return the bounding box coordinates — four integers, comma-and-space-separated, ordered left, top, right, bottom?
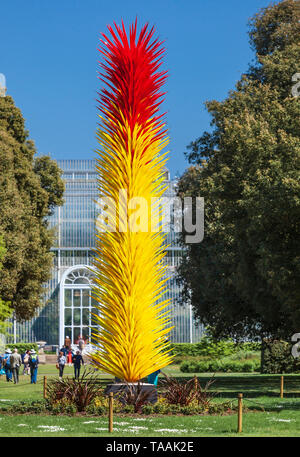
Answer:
1, 346, 159, 386
0, 348, 39, 384
1, 345, 85, 384
57, 346, 84, 380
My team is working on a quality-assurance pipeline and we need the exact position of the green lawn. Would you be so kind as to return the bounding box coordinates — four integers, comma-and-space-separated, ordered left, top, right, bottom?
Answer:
1, 406, 300, 437
1, 364, 300, 436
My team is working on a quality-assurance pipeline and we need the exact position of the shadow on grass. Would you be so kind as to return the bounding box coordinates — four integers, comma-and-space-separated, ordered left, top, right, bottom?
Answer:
156, 374, 300, 416
160, 375, 300, 393
245, 401, 300, 412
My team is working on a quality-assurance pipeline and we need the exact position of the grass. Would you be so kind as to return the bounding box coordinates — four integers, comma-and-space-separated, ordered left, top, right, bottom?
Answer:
2, 407, 300, 437
1, 364, 300, 436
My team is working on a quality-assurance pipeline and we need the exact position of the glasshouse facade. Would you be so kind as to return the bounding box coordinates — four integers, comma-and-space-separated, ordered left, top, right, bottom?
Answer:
7, 159, 204, 348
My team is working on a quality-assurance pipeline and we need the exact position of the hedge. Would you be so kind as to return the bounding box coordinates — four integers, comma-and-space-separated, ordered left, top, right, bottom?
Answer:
5, 343, 38, 354
180, 359, 260, 373
170, 337, 261, 359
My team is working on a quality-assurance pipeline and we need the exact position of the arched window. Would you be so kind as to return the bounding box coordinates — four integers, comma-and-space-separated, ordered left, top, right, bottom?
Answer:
64, 269, 93, 285
59, 265, 99, 349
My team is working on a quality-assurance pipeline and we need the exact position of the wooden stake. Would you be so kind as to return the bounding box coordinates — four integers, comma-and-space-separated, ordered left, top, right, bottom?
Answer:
109, 392, 113, 432
280, 376, 284, 399
237, 393, 243, 433
43, 376, 47, 399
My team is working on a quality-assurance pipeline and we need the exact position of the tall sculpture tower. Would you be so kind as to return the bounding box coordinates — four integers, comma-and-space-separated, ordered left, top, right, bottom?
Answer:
91, 21, 173, 382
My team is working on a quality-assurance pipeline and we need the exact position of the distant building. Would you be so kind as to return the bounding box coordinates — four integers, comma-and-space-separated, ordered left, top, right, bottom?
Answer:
0, 73, 6, 97
7, 159, 204, 348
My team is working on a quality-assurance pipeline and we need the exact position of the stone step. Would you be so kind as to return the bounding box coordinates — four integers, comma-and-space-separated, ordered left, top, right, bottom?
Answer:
45, 354, 57, 363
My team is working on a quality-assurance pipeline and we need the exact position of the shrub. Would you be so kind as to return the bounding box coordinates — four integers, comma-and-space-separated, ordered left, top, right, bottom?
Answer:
180, 361, 191, 373
152, 397, 168, 414
194, 376, 217, 410
0, 400, 47, 414
195, 361, 210, 372
170, 338, 235, 359
114, 382, 156, 413
208, 401, 235, 415
86, 405, 104, 415
170, 338, 261, 360
142, 404, 153, 415
141, 401, 233, 416
85, 395, 125, 415
261, 339, 300, 374
160, 373, 198, 406
122, 404, 135, 414
179, 358, 260, 373
209, 360, 221, 371
229, 350, 260, 361
5, 343, 38, 354
46, 368, 102, 412
49, 398, 77, 415
160, 373, 216, 411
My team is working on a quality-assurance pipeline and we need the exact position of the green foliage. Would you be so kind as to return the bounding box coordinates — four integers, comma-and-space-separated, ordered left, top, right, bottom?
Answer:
261, 339, 300, 374
0, 95, 64, 320
170, 338, 261, 359
180, 355, 260, 373
114, 382, 156, 413
48, 398, 78, 416
248, 0, 300, 57
85, 394, 125, 415
177, 0, 300, 340
33, 156, 65, 216
0, 234, 12, 335
85, 404, 106, 416
160, 374, 198, 406
46, 368, 101, 412
0, 400, 47, 414
141, 400, 234, 416
5, 342, 38, 354
160, 373, 217, 412
0, 299, 12, 336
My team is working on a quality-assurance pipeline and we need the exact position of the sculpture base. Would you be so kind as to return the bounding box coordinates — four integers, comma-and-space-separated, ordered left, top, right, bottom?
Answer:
104, 382, 158, 404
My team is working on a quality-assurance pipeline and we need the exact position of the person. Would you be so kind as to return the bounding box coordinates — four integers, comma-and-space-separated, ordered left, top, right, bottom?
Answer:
0, 353, 4, 376
10, 348, 22, 384
64, 336, 71, 351
23, 350, 30, 375
67, 348, 73, 367
72, 350, 84, 379
57, 351, 66, 379
59, 345, 68, 357
2, 349, 12, 382
77, 335, 85, 352
28, 350, 39, 384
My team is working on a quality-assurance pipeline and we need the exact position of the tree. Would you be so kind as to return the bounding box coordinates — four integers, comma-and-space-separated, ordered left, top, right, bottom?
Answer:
0, 95, 64, 320
0, 234, 12, 335
177, 0, 300, 340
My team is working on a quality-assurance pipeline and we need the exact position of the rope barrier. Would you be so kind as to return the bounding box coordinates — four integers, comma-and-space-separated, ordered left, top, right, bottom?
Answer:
242, 397, 266, 411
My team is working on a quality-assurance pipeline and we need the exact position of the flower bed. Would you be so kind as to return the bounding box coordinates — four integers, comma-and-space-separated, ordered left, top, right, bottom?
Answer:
0, 371, 237, 417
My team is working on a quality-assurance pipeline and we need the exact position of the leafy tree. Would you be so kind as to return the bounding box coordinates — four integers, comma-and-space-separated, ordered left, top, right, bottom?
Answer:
177, 0, 300, 340
0, 95, 64, 320
0, 234, 12, 335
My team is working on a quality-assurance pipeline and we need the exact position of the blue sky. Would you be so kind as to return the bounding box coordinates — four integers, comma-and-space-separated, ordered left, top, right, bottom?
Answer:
0, 0, 271, 177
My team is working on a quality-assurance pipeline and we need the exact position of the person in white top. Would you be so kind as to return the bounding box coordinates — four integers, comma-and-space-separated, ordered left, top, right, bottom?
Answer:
57, 351, 66, 379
